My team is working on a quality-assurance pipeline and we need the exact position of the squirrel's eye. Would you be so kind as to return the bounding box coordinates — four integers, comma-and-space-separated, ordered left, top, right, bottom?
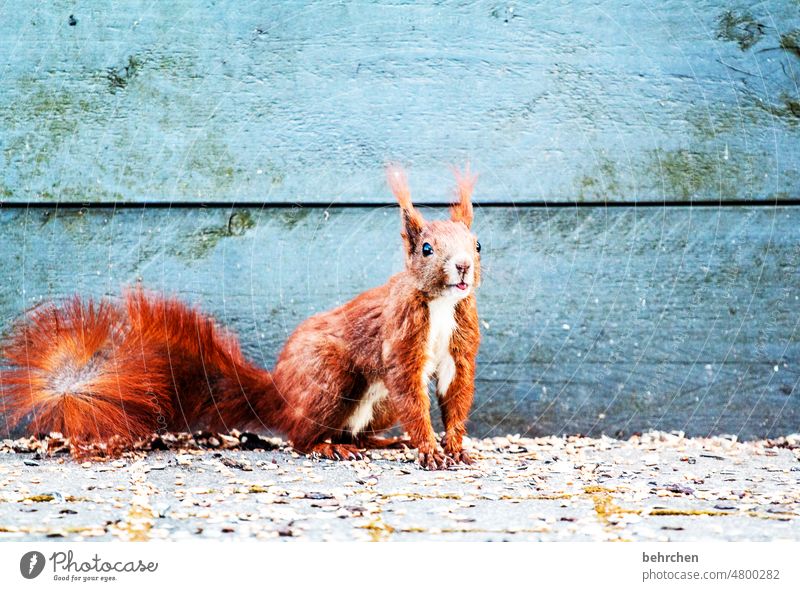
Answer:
476, 241, 481, 253
422, 242, 434, 257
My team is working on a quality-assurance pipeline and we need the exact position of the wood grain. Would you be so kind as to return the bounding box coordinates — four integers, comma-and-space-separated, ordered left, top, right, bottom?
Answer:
1, 205, 797, 439
1, 0, 798, 203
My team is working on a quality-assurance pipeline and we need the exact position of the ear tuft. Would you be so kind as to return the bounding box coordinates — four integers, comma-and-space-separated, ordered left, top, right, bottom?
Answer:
386, 164, 424, 256
451, 163, 477, 228
386, 164, 411, 208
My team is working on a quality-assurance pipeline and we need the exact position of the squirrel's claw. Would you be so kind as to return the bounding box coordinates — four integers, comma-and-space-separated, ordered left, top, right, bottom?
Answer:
417, 450, 451, 470
445, 448, 474, 465
308, 442, 364, 462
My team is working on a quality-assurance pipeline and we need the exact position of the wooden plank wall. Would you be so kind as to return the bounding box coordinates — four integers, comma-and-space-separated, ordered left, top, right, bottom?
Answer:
1, 0, 799, 203
1, 1, 798, 439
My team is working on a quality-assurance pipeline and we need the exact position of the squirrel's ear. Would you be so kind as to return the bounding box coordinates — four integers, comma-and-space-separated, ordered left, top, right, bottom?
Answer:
387, 164, 424, 255
450, 163, 477, 228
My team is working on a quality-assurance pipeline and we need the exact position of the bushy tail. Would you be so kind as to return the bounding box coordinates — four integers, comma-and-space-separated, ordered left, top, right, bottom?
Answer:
1, 290, 283, 453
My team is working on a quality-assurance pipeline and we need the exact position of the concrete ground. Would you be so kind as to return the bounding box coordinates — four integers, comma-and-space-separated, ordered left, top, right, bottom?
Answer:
0, 431, 798, 542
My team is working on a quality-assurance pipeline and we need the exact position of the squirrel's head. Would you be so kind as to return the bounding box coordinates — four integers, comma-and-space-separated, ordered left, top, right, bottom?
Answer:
387, 164, 481, 300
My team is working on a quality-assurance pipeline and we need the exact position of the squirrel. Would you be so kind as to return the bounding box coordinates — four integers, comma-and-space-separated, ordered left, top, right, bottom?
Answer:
0, 165, 481, 470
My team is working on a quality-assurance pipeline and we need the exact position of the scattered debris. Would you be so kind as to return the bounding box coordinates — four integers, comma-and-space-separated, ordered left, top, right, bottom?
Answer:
665, 484, 694, 495
1, 430, 287, 459
0, 430, 797, 541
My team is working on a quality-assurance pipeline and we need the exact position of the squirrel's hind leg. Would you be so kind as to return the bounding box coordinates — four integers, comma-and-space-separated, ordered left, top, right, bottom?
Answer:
304, 434, 408, 460
306, 441, 364, 461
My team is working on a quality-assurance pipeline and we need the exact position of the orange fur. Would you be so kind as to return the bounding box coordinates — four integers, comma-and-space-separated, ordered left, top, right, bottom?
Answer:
1, 298, 172, 446
1, 167, 483, 469
0, 292, 280, 453
386, 164, 424, 258
450, 163, 477, 228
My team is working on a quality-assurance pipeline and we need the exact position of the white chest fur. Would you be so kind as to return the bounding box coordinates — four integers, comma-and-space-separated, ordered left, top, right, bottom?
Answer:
345, 296, 459, 436
423, 296, 459, 396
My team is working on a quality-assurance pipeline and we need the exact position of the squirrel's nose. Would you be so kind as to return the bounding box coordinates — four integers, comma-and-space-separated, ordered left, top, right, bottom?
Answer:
455, 261, 471, 275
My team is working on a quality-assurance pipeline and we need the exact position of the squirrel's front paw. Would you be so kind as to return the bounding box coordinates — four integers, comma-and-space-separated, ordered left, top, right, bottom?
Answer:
416, 448, 452, 470
442, 434, 474, 465
444, 448, 474, 465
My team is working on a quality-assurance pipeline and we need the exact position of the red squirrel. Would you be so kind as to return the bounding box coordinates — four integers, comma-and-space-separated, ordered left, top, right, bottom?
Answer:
0, 166, 481, 470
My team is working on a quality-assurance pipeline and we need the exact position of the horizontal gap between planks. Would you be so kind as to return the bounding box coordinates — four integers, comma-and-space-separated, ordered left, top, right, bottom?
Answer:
1, 198, 799, 210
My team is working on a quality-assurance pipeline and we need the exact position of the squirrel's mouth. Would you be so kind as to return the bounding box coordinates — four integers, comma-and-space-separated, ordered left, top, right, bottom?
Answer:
450, 282, 470, 292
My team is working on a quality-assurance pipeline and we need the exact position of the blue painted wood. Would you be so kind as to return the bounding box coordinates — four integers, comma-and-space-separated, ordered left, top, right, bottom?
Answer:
1, 1, 798, 203
1, 206, 797, 439
1, 2, 797, 441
